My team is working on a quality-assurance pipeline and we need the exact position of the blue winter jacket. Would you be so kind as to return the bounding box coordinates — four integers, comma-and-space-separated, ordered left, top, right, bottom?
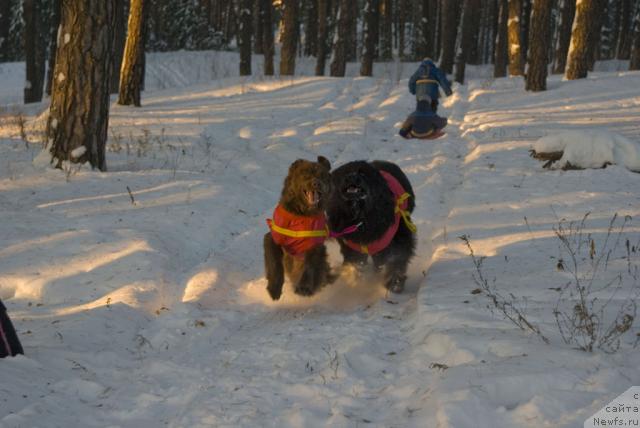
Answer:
408, 59, 453, 101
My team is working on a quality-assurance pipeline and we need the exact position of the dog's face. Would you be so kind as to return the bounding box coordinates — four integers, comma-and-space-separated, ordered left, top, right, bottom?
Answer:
327, 161, 394, 241
280, 156, 332, 216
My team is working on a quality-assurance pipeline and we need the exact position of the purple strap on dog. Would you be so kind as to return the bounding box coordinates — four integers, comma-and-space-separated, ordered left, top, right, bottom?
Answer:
330, 222, 362, 238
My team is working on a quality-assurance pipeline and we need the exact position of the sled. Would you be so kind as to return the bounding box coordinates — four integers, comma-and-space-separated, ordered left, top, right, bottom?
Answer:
408, 128, 445, 140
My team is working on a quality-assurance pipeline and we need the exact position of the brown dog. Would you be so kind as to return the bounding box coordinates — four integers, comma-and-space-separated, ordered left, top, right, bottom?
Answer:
263, 156, 333, 300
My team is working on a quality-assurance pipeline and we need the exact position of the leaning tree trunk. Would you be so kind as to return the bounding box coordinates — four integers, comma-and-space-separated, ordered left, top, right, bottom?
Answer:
525, 0, 552, 91
494, 0, 508, 77
110, 0, 126, 94
551, 0, 575, 74
616, 0, 632, 59
118, 0, 146, 106
565, 0, 599, 80
47, 0, 116, 171
631, 5, 640, 70
330, 0, 349, 77
45, 0, 62, 96
280, 0, 299, 75
262, 0, 274, 75
238, 0, 252, 76
454, 0, 480, 84
360, 0, 379, 76
507, 0, 524, 75
379, 0, 392, 60
24, 0, 47, 103
439, 0, 458, 74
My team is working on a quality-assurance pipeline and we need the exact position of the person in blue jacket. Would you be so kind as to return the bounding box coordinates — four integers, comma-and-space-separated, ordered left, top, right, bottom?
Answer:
408, 58, 452, 113
399, 96, 447, 139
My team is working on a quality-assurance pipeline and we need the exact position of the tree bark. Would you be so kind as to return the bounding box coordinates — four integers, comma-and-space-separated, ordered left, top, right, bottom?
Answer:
551, 0, 575, 74
0, 0, 11, 61
454, 0, 480, 84
110, 0, 126, 94
330, 0, 349, 77
494, 0, 508, 77
507, 0, 524, 75
24, 0, 47, 103
630, 4, 640, 70
519, 0, 531, 65
379, 0, 392, 60
45, 0, 62, 96
238, 0, 252, 76
525, 0, 552, 91
565, 0, 599, 80
304, 0, 318, 56
280, 0, 299, 75
565, 0, 598, 80
398, 0, 406, 60
616, 0, 632, 59
315, 0, 329, 75
47, 0, 115, 171
118, 0, 146, 106
262, 0, 274, 75
587, 0, 607, 70
439, 0, 458, 73
254, 0, 264, 54
361, 0, 379, 76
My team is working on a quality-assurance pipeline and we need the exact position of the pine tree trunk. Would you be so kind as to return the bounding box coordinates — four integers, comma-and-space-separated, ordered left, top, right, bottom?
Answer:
616, 0, 632, 59
304, 0, 318, 56
238, 0, 252, 76
551, 0, 575, 74
280, 0, 299, 75
454, 0, 480, 84
494, 0, 508, 77
439, 0, 458, 73
347, 0, 358, 61
507, 0, 524, 75
587, 0, 606, 70
398, 0, 406, 60
361, 0, 379, 76
330, 0, 349, 76
24, 0, 46, 103
565, 0, 599, 79
47, 0, 115, 171
110, 0, 126, 94
254, 0, 264, 54
525, 0, 552, 91
380, 0, 392, 60
315, 0, 328, 75
0, 0, 11, 61
428, 0, 438, 58
262, 0, 274, 75
118, 0, 146, 106
45, 0, 62, 96
630, 4, 640, 70
519, 0, 531, 65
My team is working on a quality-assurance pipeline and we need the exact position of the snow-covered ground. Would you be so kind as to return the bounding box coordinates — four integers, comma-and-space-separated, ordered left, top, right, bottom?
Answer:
1, 53, 639, 427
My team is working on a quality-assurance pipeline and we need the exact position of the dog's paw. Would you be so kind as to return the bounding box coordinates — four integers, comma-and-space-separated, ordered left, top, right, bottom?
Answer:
386, 275, 406, 294
294, 283, 315, 297
267, 282, 283, 300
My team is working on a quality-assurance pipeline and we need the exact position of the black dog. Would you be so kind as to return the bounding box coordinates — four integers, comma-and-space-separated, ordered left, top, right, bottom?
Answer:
264, 156, 334, 300
327, 160, 416, 293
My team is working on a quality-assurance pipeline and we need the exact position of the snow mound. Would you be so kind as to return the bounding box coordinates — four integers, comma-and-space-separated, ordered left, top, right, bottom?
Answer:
533, 130, 640, 172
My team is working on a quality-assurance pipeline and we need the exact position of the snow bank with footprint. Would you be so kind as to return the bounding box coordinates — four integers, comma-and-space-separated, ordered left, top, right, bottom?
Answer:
533, 129, 640, 172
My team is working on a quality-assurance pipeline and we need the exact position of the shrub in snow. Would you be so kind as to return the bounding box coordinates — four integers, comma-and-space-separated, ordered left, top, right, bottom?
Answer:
530, 130, 640, 172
